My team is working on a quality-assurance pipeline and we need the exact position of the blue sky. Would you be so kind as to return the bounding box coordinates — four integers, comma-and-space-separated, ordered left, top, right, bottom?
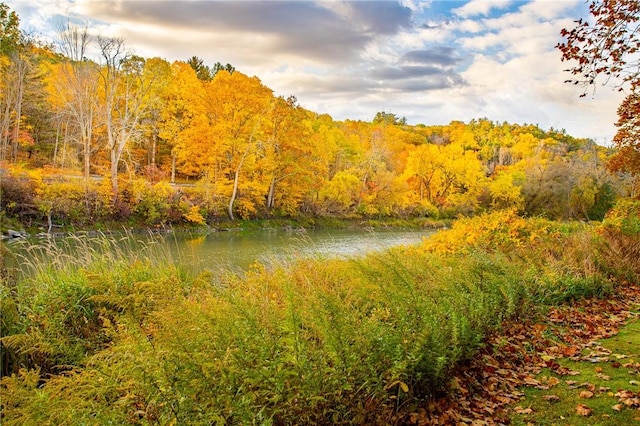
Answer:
11, 0, 626, 143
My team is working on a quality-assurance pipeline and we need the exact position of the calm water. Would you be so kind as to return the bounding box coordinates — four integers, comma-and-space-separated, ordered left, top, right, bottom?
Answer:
160, 228, 431, 272
4, 228, 433, 276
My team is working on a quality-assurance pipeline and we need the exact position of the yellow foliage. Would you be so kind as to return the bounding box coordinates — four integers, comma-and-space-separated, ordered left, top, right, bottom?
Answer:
421, 209, 551, 254
183, 205, 206, 225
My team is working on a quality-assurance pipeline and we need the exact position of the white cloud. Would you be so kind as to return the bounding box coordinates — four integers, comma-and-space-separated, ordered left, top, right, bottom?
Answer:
453, 0, 513, 18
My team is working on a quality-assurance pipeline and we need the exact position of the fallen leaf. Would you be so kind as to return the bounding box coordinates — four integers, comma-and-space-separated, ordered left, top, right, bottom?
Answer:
548, 377, 560, 387
576, 404, 592, 416
515, 406, 533, 415
612, 404, 623, 411
542, 394, 560, 402
579, 390, 594, 399
596, 373, 611, 381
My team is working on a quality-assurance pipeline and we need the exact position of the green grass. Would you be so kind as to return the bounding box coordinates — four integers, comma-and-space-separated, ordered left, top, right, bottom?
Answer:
512, 319, 640, 425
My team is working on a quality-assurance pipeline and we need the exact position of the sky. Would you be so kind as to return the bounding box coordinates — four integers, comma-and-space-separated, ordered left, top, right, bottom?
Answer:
11, 0, 627, 143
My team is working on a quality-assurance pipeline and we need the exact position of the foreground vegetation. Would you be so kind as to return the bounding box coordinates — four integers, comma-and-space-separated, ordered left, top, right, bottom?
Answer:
1, 201, 639, 424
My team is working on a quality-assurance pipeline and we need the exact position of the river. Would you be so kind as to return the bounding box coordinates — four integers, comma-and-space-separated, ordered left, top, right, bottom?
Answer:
3, 228, 433, 276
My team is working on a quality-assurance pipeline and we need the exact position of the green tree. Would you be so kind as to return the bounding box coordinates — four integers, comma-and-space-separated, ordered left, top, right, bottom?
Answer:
186, 56, 213, 81
0, 2, 20, 55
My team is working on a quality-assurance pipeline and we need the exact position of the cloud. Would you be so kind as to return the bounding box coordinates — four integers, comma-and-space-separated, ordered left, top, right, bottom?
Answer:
65, 1, 412, 65
453, 0, 513, 18
402, 46, 463, 67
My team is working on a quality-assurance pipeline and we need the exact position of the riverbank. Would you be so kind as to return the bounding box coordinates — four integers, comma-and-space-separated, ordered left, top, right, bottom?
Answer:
1, 205, 638, 424
0, 215, 449, 241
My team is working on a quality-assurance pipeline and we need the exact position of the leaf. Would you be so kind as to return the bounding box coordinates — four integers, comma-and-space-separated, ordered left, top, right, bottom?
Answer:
547, 377, 560, 387
612, 403, 623, 411
575, 404, 592, 416
515, 406, 533, 415
579, 390, 594, 399
543, 394, 560, 402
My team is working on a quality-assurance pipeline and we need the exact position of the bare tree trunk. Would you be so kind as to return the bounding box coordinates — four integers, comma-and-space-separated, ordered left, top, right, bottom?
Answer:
171, 151, 176, 183
151, 132, 156, 166
267, 177, 276, 211
227, 130, 256, 220
110, 147, 119, 194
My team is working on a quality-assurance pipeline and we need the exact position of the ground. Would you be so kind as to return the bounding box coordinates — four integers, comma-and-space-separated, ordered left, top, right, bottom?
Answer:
408, 283, 640, 425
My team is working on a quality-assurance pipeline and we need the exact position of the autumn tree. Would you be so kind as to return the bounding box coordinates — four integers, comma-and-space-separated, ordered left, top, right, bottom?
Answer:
557, 0, 638, 92
53, 22, 99, 181
137, 57, 171, 175
0, 3, 29, 162
159, 61, 207, 180
98, 37, 163, 194
558, 0, 640, 188
262, 95, 318, 215
608, 90, 640, 191
206, 71, 272, 220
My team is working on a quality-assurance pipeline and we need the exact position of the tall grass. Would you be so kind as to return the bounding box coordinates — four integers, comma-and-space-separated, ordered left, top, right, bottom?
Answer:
1, 210, 638, 424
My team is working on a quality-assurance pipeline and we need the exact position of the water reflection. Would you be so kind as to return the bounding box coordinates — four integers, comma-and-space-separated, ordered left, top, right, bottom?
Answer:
4, 228, 432, 277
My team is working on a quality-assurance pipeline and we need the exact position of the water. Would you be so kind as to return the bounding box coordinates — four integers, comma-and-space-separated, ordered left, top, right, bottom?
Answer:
3, 228, 433, 276
159, 228, 431, 272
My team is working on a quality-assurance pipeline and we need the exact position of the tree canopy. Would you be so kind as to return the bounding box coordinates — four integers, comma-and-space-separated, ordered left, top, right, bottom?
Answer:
558, 0, 640, 189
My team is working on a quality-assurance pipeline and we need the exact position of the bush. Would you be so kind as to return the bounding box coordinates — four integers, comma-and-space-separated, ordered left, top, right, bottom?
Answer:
598, 198, 640, 278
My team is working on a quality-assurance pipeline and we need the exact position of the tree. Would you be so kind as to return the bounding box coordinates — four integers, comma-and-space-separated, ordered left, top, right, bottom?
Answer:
557, 0, 639, 93
98, 37, 162, 194
53, 22, 98, 182
608, 89, 640, 194
262, 95, 317, 215
206, 71, 271, 220
558, 0, 640, 184
0, 3, 30, 162
0, 2, 20, 56
212, 62, 235, 76
372, 111, 406, 126
158, 61, 208, 180
186, 56, 213, 81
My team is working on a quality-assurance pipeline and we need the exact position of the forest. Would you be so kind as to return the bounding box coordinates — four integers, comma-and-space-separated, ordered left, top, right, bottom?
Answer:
0, 2, 635, 233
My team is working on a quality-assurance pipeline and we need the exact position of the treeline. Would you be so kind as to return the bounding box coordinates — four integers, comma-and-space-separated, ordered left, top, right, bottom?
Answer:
0, 4, 632, 228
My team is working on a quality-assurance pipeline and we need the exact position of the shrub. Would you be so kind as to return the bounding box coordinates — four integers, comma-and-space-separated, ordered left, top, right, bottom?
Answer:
598, 198, 640, 278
